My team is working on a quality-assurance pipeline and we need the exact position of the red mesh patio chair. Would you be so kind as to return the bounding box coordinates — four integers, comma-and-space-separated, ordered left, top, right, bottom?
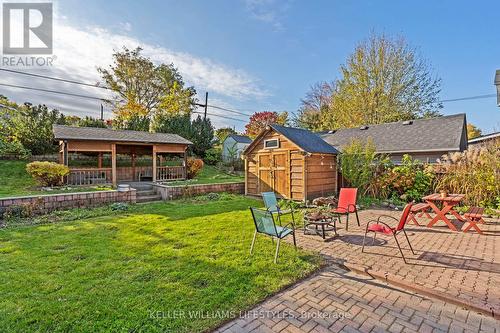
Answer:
329, 188, 359, 231
362, 203, 415, 264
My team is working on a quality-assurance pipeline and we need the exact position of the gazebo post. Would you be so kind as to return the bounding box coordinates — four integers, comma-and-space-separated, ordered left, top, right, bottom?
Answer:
63, 140, 68, 166
152, 145, 157, 182
111, 143, 117, 187
98, 152, 103, 168
131, 147, 136, 181
183, 149, 188, 179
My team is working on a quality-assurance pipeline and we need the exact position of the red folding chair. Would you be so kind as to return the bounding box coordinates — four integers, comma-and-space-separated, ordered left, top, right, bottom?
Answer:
329, 188, 360, 231
362, 203, 415, 264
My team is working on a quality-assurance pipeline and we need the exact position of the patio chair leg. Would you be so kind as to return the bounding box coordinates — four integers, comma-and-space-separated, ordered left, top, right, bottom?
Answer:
402, 229, 415, 255
274, 238, 281, 264
393, 234, 407, 264
355, 210, 360, 227
250, 230, 257, 255
346, 214, 349, 231
361, 225, 369, 253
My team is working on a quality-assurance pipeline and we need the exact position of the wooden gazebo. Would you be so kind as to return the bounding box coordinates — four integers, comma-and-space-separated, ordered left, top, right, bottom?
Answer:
53, 125, 192, 187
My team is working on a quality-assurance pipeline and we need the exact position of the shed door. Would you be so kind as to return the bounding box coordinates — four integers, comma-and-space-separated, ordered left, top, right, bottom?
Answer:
258, 153, 272, 193
272, 151, 288, 197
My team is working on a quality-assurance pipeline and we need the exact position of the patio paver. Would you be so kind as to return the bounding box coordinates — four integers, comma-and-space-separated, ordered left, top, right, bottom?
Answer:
290, 209, 500, 317
217, 264, 497, 333
217, 208, 500, 332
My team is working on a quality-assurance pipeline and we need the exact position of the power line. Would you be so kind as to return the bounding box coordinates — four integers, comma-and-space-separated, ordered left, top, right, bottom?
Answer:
207, 104, 253, 117
0, 68, 111, 90
439, 94, 496, 103
0, 82, 107, 101
193, 111, 247, 123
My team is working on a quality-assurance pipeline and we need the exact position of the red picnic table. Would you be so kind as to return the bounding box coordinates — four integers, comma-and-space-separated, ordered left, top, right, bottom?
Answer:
422, 193, 466, 231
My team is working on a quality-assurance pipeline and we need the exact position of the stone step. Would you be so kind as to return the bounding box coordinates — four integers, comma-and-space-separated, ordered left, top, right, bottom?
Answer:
137, 190, 156, 196
136, 194, 162, 203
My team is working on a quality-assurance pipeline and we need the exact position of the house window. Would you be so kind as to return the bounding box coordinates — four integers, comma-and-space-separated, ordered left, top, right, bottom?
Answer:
264, 139, 279, 149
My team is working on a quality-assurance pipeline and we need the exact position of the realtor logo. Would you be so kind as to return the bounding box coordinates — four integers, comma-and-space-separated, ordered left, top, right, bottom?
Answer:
2, 2, 53, 54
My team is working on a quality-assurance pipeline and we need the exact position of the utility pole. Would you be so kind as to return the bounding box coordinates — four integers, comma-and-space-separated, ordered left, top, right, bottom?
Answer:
204, 92, 208, 120
100, 104, 104, 121
195, 92, 209, 120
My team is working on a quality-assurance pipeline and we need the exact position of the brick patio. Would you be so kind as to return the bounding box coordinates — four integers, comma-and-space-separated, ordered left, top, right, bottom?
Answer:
217, 208, 500, 332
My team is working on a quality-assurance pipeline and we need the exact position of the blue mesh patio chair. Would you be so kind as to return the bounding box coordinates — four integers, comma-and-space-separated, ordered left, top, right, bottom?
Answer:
261, 192, 295, 226
249, 207, 296, 263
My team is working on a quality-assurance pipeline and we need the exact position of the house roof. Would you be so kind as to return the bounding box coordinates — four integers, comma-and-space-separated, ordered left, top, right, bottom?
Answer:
468, 131, 500, 144
53, 125, 192, 145
227, 134, 252, 144
320, 114, 466, 153
269, 124, 339, 154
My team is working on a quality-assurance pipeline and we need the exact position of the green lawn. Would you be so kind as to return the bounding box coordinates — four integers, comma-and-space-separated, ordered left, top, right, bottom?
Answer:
166, 165, 243, 186
0, 161, 242, 197
0, 160, 112, 198
0, 196, 320, 332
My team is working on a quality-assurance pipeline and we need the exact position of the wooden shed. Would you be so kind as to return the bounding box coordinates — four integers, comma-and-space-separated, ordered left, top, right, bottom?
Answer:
243, 124, 339, 201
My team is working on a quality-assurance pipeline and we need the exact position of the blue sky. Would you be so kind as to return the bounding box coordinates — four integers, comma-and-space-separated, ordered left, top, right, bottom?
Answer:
2, 0, 499, 132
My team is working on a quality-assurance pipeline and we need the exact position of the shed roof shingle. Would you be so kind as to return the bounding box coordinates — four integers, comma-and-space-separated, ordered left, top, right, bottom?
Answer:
320, 114, 466, 153
227, 134, 252, 144
53, 125, 192, 145
271, 124, 339, 154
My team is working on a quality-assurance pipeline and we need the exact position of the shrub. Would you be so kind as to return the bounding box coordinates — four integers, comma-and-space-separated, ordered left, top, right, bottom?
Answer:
0, 140, 31, 158
26, 161, 70, 187
204, 147, 221, 165
435, 139, 500, 207
340, 139, 389, 195
375, 155, 434, 202
186, 158, 204, 179
206, 192, 220, 201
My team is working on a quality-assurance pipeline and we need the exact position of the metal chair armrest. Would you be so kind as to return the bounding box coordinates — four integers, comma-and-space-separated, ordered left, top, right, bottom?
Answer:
377, 215, 399, 225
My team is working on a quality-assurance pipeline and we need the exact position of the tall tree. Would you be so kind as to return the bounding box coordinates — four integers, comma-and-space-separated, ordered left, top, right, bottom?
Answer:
295, 81, 335, 130
98, 47, 196, 131
215, 127, 237, 144
467, 123, 482, 140
9, 103, 65, 154
245, 111, 288, 139
321, 34, 442, 130
190, 115, 214, 157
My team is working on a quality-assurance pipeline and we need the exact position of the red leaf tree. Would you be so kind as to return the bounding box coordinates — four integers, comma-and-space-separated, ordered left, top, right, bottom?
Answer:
245, 111, 288, 138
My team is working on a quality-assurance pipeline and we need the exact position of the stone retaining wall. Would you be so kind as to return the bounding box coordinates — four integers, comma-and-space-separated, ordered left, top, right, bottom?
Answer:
0, 190, 137, 217
153, 182, 244, 200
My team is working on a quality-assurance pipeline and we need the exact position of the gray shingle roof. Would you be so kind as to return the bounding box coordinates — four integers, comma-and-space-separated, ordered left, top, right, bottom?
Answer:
53, 125, 192, 145
228, 134, 252, 144
271, 124, 339, 154
320, 114, 466, 153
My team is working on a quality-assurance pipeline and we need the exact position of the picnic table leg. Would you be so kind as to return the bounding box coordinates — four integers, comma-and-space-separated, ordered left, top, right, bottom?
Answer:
450, 209, 466, 222
463, 218, 483, 234
426, 201, 458, 231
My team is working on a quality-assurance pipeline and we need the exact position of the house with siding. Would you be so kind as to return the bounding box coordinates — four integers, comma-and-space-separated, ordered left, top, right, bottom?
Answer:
222, 134, 252, 162
320, 113, 468, 164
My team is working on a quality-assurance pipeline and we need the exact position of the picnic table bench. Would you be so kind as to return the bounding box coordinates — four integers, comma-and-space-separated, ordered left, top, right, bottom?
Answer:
463, 207, 485, 234
408, 202, 431, 226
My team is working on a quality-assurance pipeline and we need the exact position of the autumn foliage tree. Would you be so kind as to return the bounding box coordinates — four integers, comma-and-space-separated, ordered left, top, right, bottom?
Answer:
245, 111, 288, 138
309, 34, 442, 130
467, 123, 482, 140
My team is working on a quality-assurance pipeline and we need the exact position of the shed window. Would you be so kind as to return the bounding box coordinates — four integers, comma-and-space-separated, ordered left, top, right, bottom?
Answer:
264, 139, 279, 149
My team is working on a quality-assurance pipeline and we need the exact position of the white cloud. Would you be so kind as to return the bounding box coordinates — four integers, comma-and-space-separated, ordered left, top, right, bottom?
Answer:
0, 15, 269, 123
244, 0, 290, 31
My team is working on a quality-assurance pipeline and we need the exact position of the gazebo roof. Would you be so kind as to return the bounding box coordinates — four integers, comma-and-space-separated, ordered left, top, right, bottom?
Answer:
53, 125, 192, 145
